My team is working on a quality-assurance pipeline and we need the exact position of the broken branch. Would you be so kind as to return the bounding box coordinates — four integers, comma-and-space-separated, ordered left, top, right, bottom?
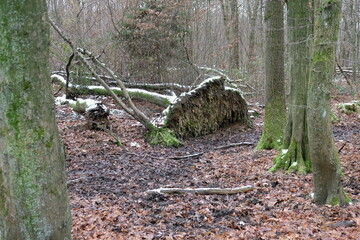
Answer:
214, 142, 254, 150
146, 185, 254, 195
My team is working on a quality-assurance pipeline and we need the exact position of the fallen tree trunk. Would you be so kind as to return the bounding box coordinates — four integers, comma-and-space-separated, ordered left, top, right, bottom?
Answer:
52, 74, 175, 108
146, 185, 254, 195
52, 70, 193, 92
50, 18, 181, 147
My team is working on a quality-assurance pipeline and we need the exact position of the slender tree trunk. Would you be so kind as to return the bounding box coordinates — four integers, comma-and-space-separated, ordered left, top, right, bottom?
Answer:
256, 0, 286, 150
307, 0, 350, 206
350, 0, 358, 85
220, 0, 240, 72
247, 0, 260, 75
230, 0, 240, 71
0, 0, 72, 239
270, 0, 313, 174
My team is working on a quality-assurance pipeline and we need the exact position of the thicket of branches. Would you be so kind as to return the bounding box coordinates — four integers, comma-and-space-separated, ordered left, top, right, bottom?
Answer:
48, 0, 359, 99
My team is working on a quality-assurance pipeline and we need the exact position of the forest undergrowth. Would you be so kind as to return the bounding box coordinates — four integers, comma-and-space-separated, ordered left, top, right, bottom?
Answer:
56, 94, 359, 240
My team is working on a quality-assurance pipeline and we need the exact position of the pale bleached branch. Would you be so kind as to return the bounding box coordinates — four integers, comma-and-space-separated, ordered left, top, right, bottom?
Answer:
146, 185, 254, 195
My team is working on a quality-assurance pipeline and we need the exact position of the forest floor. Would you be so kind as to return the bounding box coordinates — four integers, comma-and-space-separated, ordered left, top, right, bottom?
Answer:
56, 94, 359, 240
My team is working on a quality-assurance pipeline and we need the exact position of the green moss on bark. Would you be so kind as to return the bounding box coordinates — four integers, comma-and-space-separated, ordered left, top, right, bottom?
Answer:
308, 0, 348, 206
0, 169, 8, 217
0, 0, 71, 238
257, 0, 286, 150
269, 140, 311, 175
256, 96, 286, 150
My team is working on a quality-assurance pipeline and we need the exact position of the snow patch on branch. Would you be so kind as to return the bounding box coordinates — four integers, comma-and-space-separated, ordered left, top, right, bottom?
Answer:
51, 74, 177, 104
55, 94, 100, 112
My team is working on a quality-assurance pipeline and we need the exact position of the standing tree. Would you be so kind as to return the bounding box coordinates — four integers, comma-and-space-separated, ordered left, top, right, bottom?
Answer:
256, 0, 286, 150
246, 0, 261, 75
220, 0, 240, 72
307, 0, 350, 205
118, 0, 192, 83
0, 0, 72, 239
270, 0, 313, 174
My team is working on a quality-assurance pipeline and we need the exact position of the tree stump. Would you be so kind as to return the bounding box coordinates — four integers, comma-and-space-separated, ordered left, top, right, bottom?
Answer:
86, 103, 111, 130
165, 77, 250, 139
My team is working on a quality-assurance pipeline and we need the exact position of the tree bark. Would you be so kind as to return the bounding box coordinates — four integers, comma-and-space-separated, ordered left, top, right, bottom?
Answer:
0, 0, 72, 239
220, 0, 240, 72
270, 0, 313, 174
246, 0, 260, 75
256, 0, 286, 150
307, 0, 350, 206
230, 0, 240, 71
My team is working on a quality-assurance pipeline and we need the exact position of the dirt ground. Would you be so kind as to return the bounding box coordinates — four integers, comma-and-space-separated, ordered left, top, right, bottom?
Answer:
56, 94, 359, 240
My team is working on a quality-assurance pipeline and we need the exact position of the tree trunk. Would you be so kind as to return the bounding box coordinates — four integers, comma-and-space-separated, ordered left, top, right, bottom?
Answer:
270, 0, 313, 174
220, 0, 240, 73
52, 74, 176, 108
246, 0, 260, 75
256, 0, 286, 150
307, 0, 350, 206
229, 0, 240, 71
0, 0, 72, 239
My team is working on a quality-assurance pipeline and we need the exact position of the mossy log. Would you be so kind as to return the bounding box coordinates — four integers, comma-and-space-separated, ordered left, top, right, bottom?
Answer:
165, 77, 250, 139
52, 74, 174, 108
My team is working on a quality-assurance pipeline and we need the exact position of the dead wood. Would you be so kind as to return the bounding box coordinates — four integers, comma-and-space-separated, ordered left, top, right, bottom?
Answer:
52, 70, 192, 92
165, 77, 250, 139
214, 142, 254, 150
168, 152, 203, 159
336, 61, 358, 95
86, 104, 110, 130
146, 185, 254, 195
52, 74, 174, 108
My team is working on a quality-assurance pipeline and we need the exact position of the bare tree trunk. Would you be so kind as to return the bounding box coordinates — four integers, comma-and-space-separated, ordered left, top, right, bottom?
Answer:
220, 0, 240, 72
247, 0, 260, 75
0, 1, 71, 238
307, 0, 350, 206
230, 0, 240, 71
270, 0, 313, 174
256, 0, 286, 150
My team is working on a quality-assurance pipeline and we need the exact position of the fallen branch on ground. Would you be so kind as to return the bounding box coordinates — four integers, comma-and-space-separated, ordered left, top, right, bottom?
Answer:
168, 152, 203, 159
146, 185, 254, 195
214, 142, 254, 150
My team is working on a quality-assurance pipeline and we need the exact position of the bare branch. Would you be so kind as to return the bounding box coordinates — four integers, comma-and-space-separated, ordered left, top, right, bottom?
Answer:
146, 186, 254, 195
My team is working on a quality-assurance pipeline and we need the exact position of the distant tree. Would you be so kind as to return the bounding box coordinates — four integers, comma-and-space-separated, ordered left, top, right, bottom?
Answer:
246, 0, 261, 75
307, 0, 350, 205
256, 0, 286, 150
0, 0, 72, 238
219, 0, 240, 72
270, 0, 313, 174
118, 0, 191, 83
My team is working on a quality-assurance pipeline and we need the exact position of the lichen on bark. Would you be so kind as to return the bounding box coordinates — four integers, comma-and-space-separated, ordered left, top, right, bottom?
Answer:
307, 0, 350, 206
0, 0, 72, 238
